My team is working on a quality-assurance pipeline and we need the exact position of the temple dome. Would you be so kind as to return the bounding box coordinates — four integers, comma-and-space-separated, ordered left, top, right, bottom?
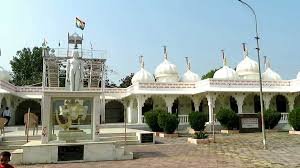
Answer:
154, 47, 179, 82
181, 70, 199, 82
297, 72, 300, 80
132, 68, 155, 84
213, 66, 238, 80
0, 66, 11, 81
132, 56, 155, 84
262, 67, 281, 80
236, 56, 259, 80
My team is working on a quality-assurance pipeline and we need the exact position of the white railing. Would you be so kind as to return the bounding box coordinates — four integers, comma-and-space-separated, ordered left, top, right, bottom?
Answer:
178, 115, 189, 124
279, 113, 289, 123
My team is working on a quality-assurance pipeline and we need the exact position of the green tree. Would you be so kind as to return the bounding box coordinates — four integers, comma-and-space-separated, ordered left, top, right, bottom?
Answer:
119, 73, 134, 88
201, 68, 219, 80
10, 47, 43, 86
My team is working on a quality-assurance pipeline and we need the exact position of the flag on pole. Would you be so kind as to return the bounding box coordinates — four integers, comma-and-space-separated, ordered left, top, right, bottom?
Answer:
76, 17, 85, 30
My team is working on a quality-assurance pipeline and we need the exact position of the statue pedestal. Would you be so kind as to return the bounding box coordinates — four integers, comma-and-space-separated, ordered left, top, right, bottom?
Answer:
58, 130, 89, 143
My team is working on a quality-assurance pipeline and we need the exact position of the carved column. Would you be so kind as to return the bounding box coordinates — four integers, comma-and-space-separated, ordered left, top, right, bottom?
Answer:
93, 95, 101, 141
234, 94, 246, 114
206, 94, 216, 123
136, 95, 146, 124
287, 94, 296, 112
127, 99, 134, 123
263, 94, 272, 110
5, 95, 13, 125
192, 96, 201, 112
41, 95, 51, 144
164, 96, 176, 113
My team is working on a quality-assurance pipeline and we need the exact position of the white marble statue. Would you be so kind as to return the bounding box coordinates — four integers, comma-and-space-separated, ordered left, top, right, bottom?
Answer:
66, 50, 84, 91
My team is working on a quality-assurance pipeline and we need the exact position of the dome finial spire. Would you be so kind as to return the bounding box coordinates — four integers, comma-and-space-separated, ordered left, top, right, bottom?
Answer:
242, 43, 248, 58
139, 55, 144, 69
163, 45, 168, 60
221, 50, 227, 66
185, 57, 191, 70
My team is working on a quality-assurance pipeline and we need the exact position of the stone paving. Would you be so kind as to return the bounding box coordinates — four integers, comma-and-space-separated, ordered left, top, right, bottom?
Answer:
11, 132, 300, 168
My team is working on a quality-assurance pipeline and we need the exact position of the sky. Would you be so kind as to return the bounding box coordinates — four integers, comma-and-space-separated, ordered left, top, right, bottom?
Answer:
0, 0, 299, 83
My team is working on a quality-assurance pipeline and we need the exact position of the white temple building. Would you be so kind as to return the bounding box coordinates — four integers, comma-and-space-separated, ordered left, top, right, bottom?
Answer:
0, 34, 299, 130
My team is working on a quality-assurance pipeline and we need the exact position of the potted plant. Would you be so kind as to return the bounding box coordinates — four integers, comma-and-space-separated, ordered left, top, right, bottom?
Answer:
188, 132, 210, 144
288, 107, 300, 135
216, 107, 239, 134
263, 109, 281, 131
158, 112, 179, 138
187, 112, 210, 144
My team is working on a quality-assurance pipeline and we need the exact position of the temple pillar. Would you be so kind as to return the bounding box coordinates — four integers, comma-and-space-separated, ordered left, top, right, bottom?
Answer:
192, 96, 201, 112
263, 94, 272, 110
287, 94, 296, 112
234, 94, 246, 114
136, 95, 146, 124
206, 94, 216, 123
164, 96, 176, 113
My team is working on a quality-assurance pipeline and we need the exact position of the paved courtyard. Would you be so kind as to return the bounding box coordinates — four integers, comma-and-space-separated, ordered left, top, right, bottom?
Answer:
15, 132, 300, 168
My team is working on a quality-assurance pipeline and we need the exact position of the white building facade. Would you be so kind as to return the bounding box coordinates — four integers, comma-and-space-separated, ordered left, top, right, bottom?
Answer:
0, 44, 298, 129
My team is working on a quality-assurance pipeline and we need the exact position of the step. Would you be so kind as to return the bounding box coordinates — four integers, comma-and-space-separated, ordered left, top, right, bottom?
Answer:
2, 136, 40, 141
116, 140, 139, 145
99, 136, 137, 141
1, 140, 27, 146
100, 132, 136, 137
0, 145, 23, 150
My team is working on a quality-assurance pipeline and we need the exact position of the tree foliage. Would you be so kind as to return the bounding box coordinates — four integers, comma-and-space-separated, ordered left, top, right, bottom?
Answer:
10, 47, 43, 86
201, 68, 219, 80
119, 73, 134, 88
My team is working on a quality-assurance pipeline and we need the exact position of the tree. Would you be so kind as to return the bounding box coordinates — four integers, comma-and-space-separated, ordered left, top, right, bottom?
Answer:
201, 68, 219, 80
10, 47, 43, 86
119, 73, 134, 88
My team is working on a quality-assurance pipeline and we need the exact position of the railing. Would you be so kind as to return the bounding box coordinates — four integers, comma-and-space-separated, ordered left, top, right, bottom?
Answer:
178, 115, 189, 124
279, 112, 289, 124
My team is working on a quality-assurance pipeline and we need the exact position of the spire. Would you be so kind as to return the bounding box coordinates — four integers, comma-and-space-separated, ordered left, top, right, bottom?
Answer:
264, 56, 267, 70
163, 45, 168, 60
242, 43, 248, 58
139, 55, 144, 69
221, 50, 227, 66
185, 57, 191, 70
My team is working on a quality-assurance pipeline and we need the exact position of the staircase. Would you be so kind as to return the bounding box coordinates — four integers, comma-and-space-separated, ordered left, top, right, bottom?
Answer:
86, 59, 102, 88
47, 60, 59, 87
0, 136, 40, 150
98, 132, 139, 145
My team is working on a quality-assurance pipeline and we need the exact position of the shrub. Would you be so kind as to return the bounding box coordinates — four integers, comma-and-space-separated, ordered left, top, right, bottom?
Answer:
288, 108, 300, 131
188, 112, 207, 131
144, 110, 163, 132
157, 111, 169, 130
158, 112, 179, 134
216, 107, 239, 130
193, 132, 208, 139
263, 109, 281, 129
164, 114, 179, 134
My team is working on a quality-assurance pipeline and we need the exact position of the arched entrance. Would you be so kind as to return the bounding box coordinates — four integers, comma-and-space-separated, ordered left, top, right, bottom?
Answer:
270, 95, 288, 112
105, 100, 124, 123
294, 95, 300, 109
215, 95, 238, 113
1, 97, 7, 114
142, 97, 153, 115
199, 97, 209, 113
243, 94, 261, 113
15, 100, 41, 125
172, 96, 193, 115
